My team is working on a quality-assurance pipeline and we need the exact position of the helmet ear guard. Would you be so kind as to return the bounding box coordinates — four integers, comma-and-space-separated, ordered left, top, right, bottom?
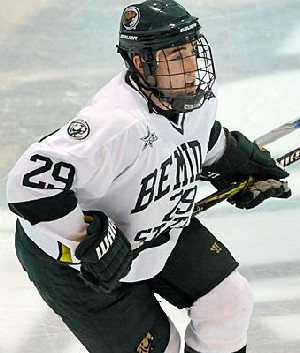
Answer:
117, 46, 158, 88
140, 51, 157, 78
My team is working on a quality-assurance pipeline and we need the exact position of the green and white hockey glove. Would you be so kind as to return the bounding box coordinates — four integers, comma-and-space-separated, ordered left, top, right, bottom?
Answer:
75, 211, 132, 294
201, 129, 291, 209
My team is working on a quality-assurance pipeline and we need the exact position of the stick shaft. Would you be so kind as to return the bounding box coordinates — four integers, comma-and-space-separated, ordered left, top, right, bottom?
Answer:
254, 117, 300, 146
277, 146, 300, 167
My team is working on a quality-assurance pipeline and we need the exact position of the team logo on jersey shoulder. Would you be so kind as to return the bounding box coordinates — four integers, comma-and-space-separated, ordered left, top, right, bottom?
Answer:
141, 126, 158, 150
67, 119, 90, 140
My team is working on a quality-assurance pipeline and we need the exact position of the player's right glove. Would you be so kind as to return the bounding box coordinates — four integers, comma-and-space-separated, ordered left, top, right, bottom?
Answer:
75, 211, 132, 294
201, 129, 291, 209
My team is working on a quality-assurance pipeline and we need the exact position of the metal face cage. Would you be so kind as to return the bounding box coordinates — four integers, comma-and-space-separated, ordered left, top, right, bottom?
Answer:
137, 34, 216, 113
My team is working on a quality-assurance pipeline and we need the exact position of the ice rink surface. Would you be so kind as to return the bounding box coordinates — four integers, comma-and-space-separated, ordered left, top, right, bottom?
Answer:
0, 0, 299, 352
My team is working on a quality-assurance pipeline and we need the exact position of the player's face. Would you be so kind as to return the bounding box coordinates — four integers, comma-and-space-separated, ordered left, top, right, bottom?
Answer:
155, 41, 199, 98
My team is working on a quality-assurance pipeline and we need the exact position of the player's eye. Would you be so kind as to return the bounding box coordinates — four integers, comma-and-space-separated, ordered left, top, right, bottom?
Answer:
168, 51, 182, 61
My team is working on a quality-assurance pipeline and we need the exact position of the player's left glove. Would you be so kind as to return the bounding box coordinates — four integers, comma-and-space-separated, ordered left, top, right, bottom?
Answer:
75, 211, 132, 294
201, 129, 292, 209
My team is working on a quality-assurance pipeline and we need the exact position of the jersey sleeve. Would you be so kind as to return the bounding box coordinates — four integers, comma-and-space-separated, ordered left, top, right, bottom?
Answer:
6, 117, 139, 252
202, 120, 226, 167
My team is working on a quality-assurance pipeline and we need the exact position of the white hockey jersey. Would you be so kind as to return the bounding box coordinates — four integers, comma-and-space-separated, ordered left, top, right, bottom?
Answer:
6, 70, 225, 282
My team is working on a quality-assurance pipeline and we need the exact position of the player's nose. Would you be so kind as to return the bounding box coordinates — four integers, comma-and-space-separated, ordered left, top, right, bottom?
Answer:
184, 55, 197, 76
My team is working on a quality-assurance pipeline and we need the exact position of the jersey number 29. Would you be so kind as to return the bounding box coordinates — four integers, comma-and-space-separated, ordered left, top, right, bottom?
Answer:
23, 154, 75, 190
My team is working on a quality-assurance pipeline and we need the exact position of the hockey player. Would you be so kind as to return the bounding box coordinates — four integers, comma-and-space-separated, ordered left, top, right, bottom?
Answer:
6, 1, 291, 352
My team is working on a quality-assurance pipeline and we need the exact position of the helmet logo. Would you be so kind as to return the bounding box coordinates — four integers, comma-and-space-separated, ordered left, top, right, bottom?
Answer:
122, 6, 140, 30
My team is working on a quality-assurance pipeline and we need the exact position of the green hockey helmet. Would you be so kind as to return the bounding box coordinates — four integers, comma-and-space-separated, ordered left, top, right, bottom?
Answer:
118, 0, 200, 52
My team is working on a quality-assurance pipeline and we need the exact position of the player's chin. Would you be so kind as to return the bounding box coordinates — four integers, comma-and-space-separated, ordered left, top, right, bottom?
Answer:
185, 87, 197, 95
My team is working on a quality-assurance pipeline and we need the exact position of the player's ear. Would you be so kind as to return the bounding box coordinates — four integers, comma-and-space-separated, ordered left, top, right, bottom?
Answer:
132, 55, 144, 75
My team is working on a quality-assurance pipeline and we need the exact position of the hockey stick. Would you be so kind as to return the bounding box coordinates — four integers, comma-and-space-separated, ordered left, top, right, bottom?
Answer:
254, 116, 300, 145
279, 146, 300, 167
193, 141, 300, 216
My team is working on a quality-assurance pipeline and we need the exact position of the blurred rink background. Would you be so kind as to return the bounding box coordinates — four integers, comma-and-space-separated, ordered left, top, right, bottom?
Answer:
0, 1, 299, 352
